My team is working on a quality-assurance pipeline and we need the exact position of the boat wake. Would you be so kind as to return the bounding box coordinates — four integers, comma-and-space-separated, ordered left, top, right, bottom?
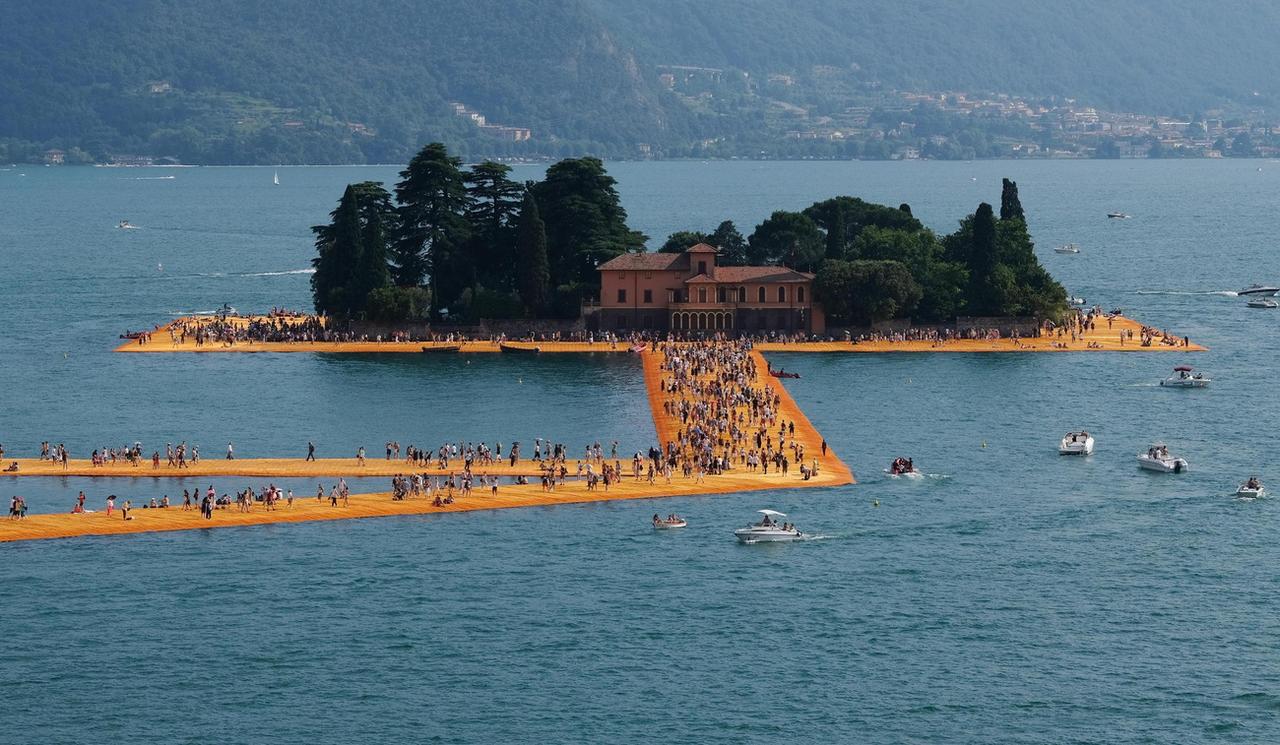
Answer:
125, 175, 176, 180
241, 268, 315, 277
1135, 289, 1237, 297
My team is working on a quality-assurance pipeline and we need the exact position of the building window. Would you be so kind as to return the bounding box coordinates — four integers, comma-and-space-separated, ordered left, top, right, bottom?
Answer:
698, 260, 707, 275
777, 286, 787, 303
717, 287, 726, 303
757, 286, 766, 303
797, 287, 805, 303
698, 287, 707, 303
738, 286, 746, 302
617, 289, 627, 303
643, 289, 652, 303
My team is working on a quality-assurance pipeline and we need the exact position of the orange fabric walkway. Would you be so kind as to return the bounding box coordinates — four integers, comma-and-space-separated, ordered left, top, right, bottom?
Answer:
2, 346, 852, 542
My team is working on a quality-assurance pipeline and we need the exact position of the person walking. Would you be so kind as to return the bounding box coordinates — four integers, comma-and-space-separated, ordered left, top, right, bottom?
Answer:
306, 441, 316, 462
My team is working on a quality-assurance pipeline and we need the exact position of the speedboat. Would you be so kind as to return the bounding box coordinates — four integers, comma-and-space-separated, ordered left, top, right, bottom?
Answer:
1107, 212, 1130, 219
1238, 284, 1280, 297
734, 509, 803, 543
885, 457, 923, 479
652, 514, 687, 530
117, 220, 138, 229
1059, 431, 1095, 456
1137, 444, 1188, 473
1068, 296, 1087, 306
1247, 297, 1278, 309
1054, 243, 1080, 254
1236, 478, 1265, 499
1159, 365, 1210, 388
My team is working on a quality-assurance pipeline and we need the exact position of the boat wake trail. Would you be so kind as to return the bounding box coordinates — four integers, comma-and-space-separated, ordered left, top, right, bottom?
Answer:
1135, 290, 1238, 297
240, 268, 315, 277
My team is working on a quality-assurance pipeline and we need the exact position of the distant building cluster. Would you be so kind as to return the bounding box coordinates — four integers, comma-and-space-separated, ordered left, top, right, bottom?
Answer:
448, 102, 532, 142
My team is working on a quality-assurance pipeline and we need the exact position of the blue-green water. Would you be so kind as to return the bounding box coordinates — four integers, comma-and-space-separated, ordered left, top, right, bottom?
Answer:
3, 161, 1280, 743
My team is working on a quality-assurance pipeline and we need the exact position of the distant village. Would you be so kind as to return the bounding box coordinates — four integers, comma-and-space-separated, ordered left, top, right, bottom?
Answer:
778, 89, 1280, 160
31, 73, 1280, 166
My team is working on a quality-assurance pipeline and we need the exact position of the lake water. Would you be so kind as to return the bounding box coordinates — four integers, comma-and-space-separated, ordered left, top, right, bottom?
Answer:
3, 160, 1280, 743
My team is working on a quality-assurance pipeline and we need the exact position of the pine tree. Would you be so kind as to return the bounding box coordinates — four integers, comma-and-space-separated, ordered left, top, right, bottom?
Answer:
310, 184, 364, 317
710, 221, 749, 266
515, 190, 550, 316
394, 143, 471, 316
465, 161, 523, 291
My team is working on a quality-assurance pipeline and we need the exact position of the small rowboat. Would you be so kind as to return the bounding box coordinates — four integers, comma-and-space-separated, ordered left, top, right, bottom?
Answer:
421, 344, 461, 353
119, 331, 147, 340
499, 342, 541, 353
769, 370, 801, 379
629, 343, 647, 353
653, 518, 687, 530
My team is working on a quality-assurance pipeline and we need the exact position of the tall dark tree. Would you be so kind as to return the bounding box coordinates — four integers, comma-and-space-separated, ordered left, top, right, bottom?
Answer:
999, 178, 1025, 222
311, 184, 365, 317
465, 161, 523, 290
710, 221, 749, 266
825, 206, 847, 259
394, 143, 471, 316
515, 190, 550, 316
966, 202, 1002, 315
531, 157, 646, 290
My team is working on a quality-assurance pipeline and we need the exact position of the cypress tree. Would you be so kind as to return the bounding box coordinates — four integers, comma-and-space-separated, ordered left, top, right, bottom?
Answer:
966, 202, 1000, 315
515, 190, 550, 316
999, 178, 1025, 222
825, 206, 847, 259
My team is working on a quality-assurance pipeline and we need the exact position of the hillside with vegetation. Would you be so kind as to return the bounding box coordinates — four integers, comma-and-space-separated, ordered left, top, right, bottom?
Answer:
4, 0, 1280, 164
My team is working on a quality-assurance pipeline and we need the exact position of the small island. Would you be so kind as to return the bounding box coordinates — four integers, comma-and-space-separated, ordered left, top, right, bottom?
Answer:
118, 143, 1201, 352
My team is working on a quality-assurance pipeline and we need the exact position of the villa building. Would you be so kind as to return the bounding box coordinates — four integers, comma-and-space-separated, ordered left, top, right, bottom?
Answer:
592, 243, 824, 334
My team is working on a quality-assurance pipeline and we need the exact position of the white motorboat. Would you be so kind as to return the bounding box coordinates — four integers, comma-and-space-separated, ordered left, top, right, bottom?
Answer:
1247, 297, 1278, 309
1059, 431, 1095, 456
734, 509, 803, 543
652, 514, 687, 530
1068, 296, 1087, 306
1054, 243, 1081, 254
1238, 284, 1280, 297
1137, 444, 1188, 473
1236, 478, 1265, 499
1160, 365, 1209, 388
1107, 212, 1131, 219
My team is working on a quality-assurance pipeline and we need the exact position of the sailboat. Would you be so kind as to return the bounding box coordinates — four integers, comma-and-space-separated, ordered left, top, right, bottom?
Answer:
273, 169, 280, 185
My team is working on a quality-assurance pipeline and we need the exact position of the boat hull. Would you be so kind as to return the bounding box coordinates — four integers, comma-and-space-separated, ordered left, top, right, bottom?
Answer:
421, 345, 461, 353
1059, 437, 1095, 456
654, 520, 687, 530
1137, 456, 1188, 473
1160, 379, 1209, 388
1236, 487, 1266, 499
734, 528, 802, 543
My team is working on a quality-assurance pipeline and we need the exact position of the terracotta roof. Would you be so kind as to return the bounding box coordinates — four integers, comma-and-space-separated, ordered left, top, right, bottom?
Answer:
684, 273, 719, 284
713, 266, 815, 283
686, 242, 719, 253
597, 252, 687, 271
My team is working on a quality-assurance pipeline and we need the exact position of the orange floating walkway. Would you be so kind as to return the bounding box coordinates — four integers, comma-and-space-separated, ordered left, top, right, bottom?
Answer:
116, 314, 1203, 353
2, 346, 852, 542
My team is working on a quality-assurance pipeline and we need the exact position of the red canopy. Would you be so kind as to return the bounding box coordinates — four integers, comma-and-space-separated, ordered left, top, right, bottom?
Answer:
1174, 365, 1193, 372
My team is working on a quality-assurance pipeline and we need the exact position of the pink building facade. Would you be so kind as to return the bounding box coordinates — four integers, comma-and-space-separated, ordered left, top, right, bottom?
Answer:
592, 243, 824, 334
